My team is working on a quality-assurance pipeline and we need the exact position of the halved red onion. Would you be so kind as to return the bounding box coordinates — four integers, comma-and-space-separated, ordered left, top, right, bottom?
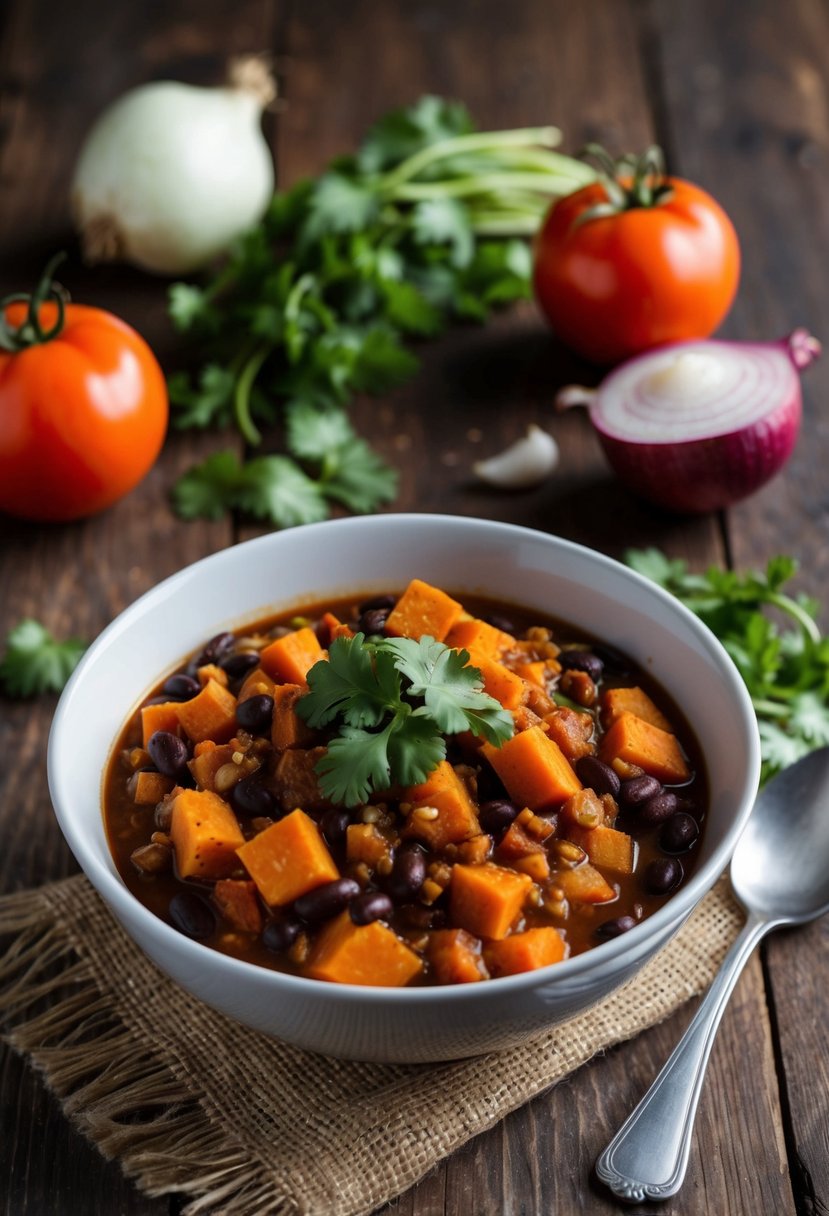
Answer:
556, 331, 820, 513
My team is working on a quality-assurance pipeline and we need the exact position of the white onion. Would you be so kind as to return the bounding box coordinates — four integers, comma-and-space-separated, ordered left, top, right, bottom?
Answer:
556, 332, 820, 513
71, 58, 275, 275
474, 424, 559, 488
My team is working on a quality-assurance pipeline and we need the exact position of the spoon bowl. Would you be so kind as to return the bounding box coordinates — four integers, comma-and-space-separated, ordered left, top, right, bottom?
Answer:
731, 747, 829, 922
596, 746, 829, 1204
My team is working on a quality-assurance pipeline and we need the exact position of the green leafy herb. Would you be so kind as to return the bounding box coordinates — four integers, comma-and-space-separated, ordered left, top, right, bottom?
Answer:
170, 97, 595, 527
625, 548, 829, 783
0, 620, 87, 698
297, 631, 514, 806
172, 405, 397, 527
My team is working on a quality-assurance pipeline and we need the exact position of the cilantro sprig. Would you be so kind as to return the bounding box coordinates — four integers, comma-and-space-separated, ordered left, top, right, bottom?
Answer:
626, 548, 829, 783
297, 631, 514, 806
169, 96, 594, 527
0, 620, 87, 698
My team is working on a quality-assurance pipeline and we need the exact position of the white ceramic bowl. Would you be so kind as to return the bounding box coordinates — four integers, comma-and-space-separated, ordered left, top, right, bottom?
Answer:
48, 515, 761, 1062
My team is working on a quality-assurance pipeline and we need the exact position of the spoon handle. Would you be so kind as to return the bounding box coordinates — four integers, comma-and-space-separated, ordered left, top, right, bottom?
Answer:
595, 912, 773, 1203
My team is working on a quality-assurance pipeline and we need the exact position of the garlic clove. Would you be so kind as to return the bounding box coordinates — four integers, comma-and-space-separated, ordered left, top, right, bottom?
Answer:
473, 424, 559, 489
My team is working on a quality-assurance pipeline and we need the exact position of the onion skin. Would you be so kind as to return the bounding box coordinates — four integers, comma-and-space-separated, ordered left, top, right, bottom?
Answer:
557, 331, 820, 514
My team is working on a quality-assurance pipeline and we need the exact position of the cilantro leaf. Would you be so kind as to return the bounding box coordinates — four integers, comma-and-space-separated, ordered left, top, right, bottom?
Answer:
411, 198, 474, 268
626, 547, 829, 783
172, 451, 242, 520
168, 365, 236, 431
381, 279, 443, 336
285, 402, 354, 461
0, 620, 87, 698
234, 456, 329, 529
302, 172, 380, 244
384, 635, 513, 744
298, 635, 400, 730
320, 437, 398, 514
298, 631, 513, 805
357, 95, 474, 173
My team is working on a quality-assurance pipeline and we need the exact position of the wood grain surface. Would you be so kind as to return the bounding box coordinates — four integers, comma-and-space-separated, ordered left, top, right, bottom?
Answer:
0, 1, 826, 1213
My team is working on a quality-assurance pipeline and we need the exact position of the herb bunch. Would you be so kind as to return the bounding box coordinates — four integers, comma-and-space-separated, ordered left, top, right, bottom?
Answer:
0, 620, 87, 698
626, 548, 829, 783
297, 631, 514, 806
169, 96, 593, 527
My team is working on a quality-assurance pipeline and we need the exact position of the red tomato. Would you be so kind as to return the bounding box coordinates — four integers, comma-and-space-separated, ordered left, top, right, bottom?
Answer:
533, 175, 740, 365
0, 268, 167, 522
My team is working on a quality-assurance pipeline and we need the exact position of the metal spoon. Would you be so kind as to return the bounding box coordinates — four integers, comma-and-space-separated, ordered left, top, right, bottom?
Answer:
595, 745, 829, 1203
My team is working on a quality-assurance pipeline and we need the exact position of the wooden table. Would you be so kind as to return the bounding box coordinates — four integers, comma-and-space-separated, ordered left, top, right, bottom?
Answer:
1, 1, 827, 1212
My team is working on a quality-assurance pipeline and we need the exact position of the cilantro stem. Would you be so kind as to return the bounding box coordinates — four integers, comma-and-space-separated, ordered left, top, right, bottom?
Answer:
767, 591, 822, 645
379, 125, 565, 192
752, 697, 790, 718
234, 344, 270, 445
393, 171, 592, 201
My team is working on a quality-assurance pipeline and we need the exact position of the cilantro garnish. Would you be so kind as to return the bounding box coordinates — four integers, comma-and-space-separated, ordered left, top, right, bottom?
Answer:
297, 632, 514, 806
168, 96, 595, 529
626, 548, 829, 783
0, 620, 87, 698
171, 405, 397, 527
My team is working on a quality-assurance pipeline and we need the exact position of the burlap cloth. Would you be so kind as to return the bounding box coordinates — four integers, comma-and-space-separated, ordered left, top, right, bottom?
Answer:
0, 872, 742, 1215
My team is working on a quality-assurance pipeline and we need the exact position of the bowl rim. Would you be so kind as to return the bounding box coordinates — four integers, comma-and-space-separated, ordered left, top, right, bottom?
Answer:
48, 513, 762, 1005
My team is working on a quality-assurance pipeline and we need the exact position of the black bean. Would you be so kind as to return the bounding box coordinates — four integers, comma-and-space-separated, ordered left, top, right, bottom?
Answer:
358, 607, 391, 636
619, 774, 662, 809
262, 917, 301, 953
147, 730, 189, 777
387, 844, 426, 900
350, 890, 394, 925
231, 775, 275, 818
236, 694, 275, 733
482, 612, 516, 634
162, 673, 201, 701
660, 812, 700, 854
638, 791, 678, 826
575, 755, 620, 798
478, 799, 520, 836
644, 857, 684, 895
294, 878, 361, 924
559, 649, 604, 683
197, 631, 236, 667
155, 800, 174, 832
320, 808, 350, 847
591, 643, 632, 677
359, 593, 397, 613
220, 652, 260, 682
169, 892, 215, 940
596, 915, 637, 940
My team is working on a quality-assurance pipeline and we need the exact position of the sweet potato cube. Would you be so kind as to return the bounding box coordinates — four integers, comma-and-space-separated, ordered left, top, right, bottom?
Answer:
497, 819, 546, 860
176, 679, 238, 744
305, 911, 423, 986
515, 660, 548, 691
130, 770, 174, 805
513, 853, 551, 882
483, 725, 582, 811
141, 701, 181, 747
271, 683, 316, 751
427, 928, 488, 984
446, 617, 514, 658
565, 824, 636, 874
485, 927, 566, 976
237, 667, 276, 703
236, 808, 339, 906
402, 761, 480, 849
319, 611, 355, 644
385, 578, 463, 642
602, 686, 673, 732
170, 788, 245, 880
450, 863, 533, 940
259, 627, 325, 686
212, 879, 264, 934
188, 742, 235, 792
196, 663, 228, 688
476, 658, 525, 710
599, 711, 690, 784
557, 863, 616, 904
543, 706, 595, 763
274, 747, 331, 812
346, 822, 392, 868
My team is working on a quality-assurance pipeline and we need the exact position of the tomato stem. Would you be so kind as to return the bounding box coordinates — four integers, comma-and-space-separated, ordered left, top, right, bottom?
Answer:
0, 252, 69, 352
576, 144, 674, 225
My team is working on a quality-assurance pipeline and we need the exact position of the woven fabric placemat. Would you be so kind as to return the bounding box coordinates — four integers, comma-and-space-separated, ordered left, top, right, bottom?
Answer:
0, 873, 742, 1215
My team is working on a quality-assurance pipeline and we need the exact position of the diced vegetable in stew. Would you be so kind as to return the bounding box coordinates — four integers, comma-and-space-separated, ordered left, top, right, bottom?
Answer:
103, 579, 707, 986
